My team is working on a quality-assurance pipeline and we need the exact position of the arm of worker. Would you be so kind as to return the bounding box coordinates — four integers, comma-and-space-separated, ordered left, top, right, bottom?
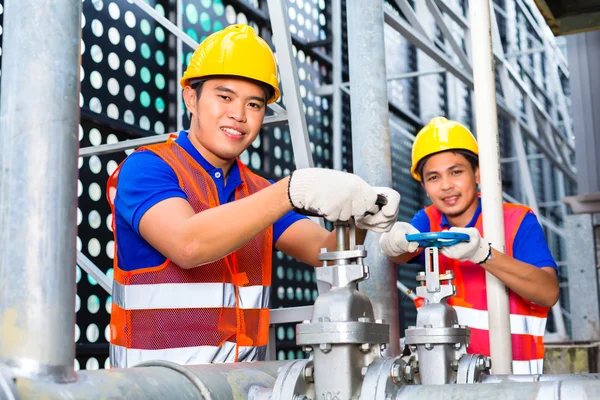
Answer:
137, 167, 399, 268
275, 186, 400, 267
440, 219, 559, 308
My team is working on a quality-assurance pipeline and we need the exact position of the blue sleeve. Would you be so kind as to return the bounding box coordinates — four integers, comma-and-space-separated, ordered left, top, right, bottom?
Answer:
115, 150, 187, 234
266, 179, 308, 244
512, 213, 558, 271
410, 209, 431, 233
405, 209, 430, 265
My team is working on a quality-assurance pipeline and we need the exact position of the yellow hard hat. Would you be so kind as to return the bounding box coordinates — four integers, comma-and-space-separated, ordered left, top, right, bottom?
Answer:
180, 24, 280, 103
410, 117, 479, 181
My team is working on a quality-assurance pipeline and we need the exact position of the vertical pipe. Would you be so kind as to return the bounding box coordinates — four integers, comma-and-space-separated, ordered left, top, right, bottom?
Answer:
346, 0, 400, 357
0, 0, 81, 382
468, 0, 513, 373
332, 0, 343, 170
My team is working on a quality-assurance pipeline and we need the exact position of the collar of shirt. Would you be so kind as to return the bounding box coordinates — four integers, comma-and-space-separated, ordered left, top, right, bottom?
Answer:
175, 130, 243, 204
440, 198, 482, 228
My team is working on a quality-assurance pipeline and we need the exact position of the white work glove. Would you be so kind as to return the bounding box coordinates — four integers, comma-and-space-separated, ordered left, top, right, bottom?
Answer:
288, 168, 397, 224
379, 222, 421, 257
355, 187, 401, 232
440, 227, 491, 264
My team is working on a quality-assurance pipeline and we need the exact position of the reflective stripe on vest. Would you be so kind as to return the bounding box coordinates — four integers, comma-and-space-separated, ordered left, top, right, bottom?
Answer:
107, 138, 273, 368
422, 202, 549, 374
454, 306, 546, 337
110, 342, 266, 368
112, 281, 270, 310
513, 359, 544, 375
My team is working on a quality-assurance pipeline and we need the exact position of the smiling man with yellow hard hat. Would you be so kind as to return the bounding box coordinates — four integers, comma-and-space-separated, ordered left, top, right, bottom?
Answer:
105, 24, 401, 368
379, 116, 559, 374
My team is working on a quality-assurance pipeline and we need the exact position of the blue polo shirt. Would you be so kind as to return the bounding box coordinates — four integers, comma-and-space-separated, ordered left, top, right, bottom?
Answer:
409, 199, 557, 270
113, 130, 307, 271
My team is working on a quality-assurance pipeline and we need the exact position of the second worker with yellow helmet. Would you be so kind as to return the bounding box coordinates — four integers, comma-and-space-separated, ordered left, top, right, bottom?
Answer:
105, 24, 401, 368
379, 117, 559, 375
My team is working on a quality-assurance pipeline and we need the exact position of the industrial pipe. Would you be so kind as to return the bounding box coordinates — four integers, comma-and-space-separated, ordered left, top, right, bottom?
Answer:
394, 379, 600, 399
0, 0, 82, 383
346, 0, 400, 358
3, 360, 286, 399
467, 0, 513, 373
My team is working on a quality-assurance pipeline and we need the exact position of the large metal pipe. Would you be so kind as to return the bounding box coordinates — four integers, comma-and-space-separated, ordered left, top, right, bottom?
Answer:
394, 379, 600, 399
5, 360, 286, 399
0, 0, 82, 383
467, 0, 513, 373
481, 373, 600, 383
346, 0, 400, 357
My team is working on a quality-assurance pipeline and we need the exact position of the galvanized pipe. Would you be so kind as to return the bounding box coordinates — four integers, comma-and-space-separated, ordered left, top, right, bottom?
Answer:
7, 361, 286, 399
0, 0, 81, 383
346, 0, 400, 357
468, 0, 513, 373
394, 380, 600, 399
481, 373, 600, 383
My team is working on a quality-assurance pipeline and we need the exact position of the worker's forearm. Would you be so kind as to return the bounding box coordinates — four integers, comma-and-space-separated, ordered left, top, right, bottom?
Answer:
180, 177, 292, 267
481, 248, 559, 307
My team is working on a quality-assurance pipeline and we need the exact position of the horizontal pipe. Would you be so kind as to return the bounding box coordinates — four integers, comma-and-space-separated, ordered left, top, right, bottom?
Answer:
395, 379, 600, 399
7, 360, 287, 399
481, 373, 600, 383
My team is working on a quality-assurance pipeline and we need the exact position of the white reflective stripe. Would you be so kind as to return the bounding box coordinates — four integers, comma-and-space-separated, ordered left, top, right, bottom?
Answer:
112, 281, 269, 310
454, 306, 489, 331
110, 343, 265, 368
238, 285, 270, 309
453, 306, 547, 336
512, 359, 544, 375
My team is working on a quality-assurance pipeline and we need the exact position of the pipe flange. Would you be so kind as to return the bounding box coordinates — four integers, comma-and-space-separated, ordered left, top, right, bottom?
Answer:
297, 321, 389, 346
269, 359, 315, 400
360, 356, 406, 399
456, 354, 491, 384
404, 326, 470, 345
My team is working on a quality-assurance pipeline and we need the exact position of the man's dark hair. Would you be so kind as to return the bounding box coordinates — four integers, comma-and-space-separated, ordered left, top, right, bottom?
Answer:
190, 76, 273, 103
417, 149, 479, 181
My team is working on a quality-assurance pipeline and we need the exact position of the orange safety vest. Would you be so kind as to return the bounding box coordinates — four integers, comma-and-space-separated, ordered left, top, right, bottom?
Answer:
106, 138, 273, 368
419, 203, 549, 374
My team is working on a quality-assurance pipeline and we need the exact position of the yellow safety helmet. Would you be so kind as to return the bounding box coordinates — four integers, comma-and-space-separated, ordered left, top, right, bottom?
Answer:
410, 117, 479, 181
180, 24, 280, 103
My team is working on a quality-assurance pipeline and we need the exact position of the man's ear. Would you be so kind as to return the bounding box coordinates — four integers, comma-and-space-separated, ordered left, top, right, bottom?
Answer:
475, 166, 480, 186
182, 86, 197, 114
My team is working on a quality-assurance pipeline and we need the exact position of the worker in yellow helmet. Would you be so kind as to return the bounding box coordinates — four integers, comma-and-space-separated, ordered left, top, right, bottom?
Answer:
106, 24, 401, 368
379, 117, 559, 374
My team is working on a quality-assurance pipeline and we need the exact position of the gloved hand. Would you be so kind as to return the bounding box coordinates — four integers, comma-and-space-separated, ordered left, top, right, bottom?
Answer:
440, 227, 491, 264
355, 187, 401, 232
379, 222, 421, 257
288, 168, 398, 223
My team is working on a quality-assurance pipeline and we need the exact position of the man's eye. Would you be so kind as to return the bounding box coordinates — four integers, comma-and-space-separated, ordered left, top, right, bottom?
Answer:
219, 95, 230, 101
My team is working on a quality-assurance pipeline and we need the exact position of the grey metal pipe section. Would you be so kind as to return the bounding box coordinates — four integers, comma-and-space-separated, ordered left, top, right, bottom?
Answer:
394, 379, 600, 399
8, 360, 286, 399
346, 0, 400, 357
481, 373, 600, 383
0, 0, 81, 383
